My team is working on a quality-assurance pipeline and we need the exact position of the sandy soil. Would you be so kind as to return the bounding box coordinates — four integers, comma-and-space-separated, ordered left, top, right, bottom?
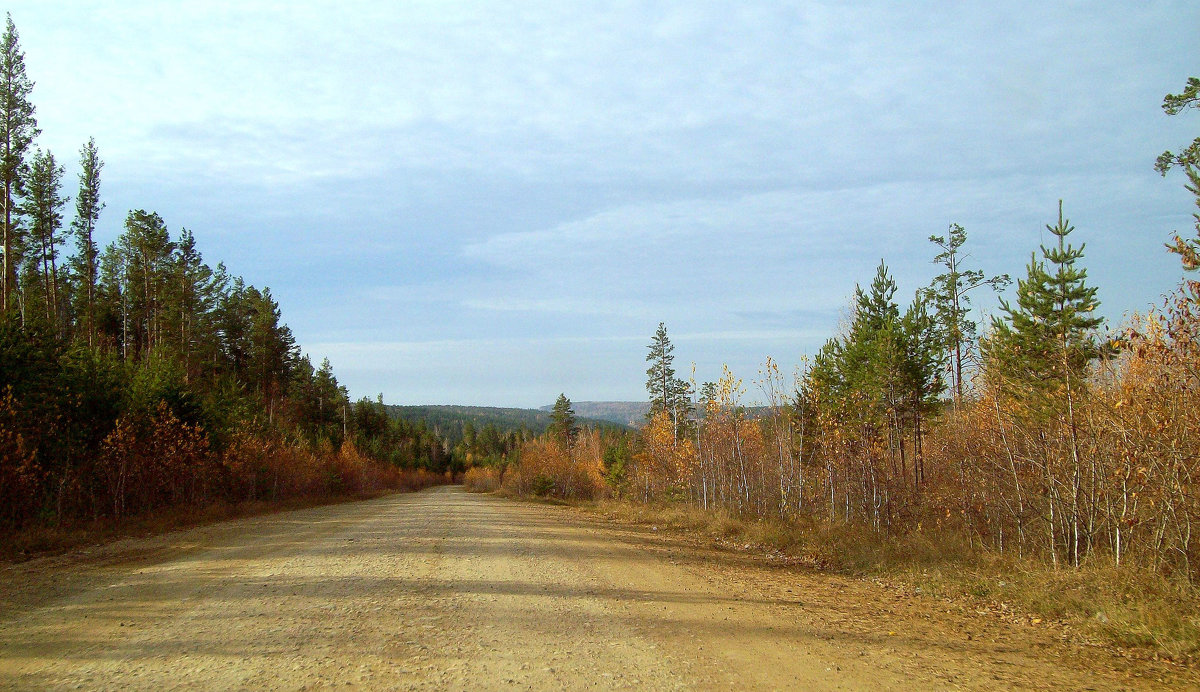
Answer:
0, 486, 1194, 690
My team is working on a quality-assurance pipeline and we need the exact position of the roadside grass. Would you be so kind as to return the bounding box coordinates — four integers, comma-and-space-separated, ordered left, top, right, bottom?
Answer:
574, 497, 1200, 663
910, 557, 1200, 662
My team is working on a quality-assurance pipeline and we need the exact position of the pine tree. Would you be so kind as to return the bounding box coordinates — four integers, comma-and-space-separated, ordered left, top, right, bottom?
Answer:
645, 322, 692, 444
842, 261, 901, 429
309, 356, 347, 444
986, 201, 1103, 568
1156, 76, 1199, 175
898, 293, 943, 487
248, 286, 297, 417
987, 201, 1102, 402
1170, 166, 1200, 271
120, 210, 173, 356
19, 148, 66, 326
0, 14, 38, 313
1156, 77, 1200, 271
922, 224, 1009, 403
548, 393, 578, 446
805, 262, 944, 493
853, 261, 900, 333
70, 138, 103, 346
96, 240, 129, 355
167, 229, 217, 380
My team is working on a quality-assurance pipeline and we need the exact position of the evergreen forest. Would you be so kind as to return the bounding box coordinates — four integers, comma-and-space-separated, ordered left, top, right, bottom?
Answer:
0, 16, 453, 539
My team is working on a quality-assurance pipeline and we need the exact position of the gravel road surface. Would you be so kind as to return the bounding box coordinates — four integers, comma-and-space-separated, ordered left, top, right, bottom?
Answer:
0, 486, 1191, 690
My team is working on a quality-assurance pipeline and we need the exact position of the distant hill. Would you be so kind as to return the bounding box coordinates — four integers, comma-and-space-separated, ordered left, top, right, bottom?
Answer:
539, 401, 651, 427
387, 404, 628, 447
539, 401, 775, 426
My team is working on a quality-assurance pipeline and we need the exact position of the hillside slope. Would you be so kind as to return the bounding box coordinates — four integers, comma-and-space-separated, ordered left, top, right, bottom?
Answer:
387, 405, 626, 447
538, 401, 651, 427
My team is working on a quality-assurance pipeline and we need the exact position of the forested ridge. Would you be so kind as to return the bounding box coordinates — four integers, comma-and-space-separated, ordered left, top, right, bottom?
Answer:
389, 404, 629, 468
0, 15, 453, 539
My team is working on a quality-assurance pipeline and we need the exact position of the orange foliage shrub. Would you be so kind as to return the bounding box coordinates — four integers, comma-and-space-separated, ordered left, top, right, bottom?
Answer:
221, 433, 445, 503
503, 431, 606, 500
0, 390, 42, 528
326, 441, 444, 496
630, 410, 698, 501
98, 402, 211, 519
463, 466, 503, 492
221, 429, 276, 502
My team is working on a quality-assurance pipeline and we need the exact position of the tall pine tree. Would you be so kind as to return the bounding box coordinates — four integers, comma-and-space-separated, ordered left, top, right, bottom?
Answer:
0, 14, 37, 313
548, 393, 578, 446
70, 137, 103, 346
120, 210, 174, 357
922, 224, 1009, 403
19, 147, 66, 326
645, 322, 692, 445
1156, 76, 1200, 271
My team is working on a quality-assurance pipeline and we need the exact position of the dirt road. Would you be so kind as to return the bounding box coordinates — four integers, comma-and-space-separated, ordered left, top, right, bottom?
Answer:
0, 487, 1191, 690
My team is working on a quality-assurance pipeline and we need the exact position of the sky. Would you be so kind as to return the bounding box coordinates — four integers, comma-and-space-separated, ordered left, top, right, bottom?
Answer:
10, 1, 1199, 407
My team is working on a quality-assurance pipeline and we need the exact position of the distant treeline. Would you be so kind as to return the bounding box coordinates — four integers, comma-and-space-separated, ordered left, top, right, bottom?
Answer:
388, 404, 627, 468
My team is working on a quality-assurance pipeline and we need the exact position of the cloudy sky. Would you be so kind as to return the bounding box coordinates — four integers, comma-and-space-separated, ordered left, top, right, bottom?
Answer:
11, 1, 1198, 407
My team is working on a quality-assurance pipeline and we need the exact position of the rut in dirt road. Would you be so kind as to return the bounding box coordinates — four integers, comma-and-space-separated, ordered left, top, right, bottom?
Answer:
0, 486, 1187, 690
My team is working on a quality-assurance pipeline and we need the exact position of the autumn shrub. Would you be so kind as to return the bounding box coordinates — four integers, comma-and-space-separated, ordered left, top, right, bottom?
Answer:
463, 466, 503, 493
627, 410, 698, 503
502, 433, 606, 500
329, 441, 372, 494
96, 401, 213, 519
393, 468, 448, 493
324, 442, 447, 496
221, 428, 276, 502
0, 389, 42, 528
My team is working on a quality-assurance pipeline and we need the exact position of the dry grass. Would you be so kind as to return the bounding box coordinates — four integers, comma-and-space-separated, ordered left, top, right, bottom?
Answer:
903, 557, 1200, 662
578, 497, 1200, 662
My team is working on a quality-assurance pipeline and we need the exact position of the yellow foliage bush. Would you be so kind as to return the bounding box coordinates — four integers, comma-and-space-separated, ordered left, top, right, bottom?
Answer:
502, 431, 606, 500
463, 466, 503, 493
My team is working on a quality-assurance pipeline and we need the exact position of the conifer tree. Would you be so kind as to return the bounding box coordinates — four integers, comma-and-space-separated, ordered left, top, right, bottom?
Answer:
70, 138, 103, 345
168, 229, 216, 380
1156, 76, 1200, 271
0, 14, 37, 313
19, 148, 66, 325
96, 240, 127, 354
645, 322, 692, 444
985, 202, 1102, 567
804, 262, 945, 492
922, 224, 1009, 403
987, 201, 1102, 402
120, 210, 173, 356
248, 286, 296, 414
842, 261, 901, 428
548, 393, 578, 446
898, 293, 943, 487
1156, 76, 1199, 175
